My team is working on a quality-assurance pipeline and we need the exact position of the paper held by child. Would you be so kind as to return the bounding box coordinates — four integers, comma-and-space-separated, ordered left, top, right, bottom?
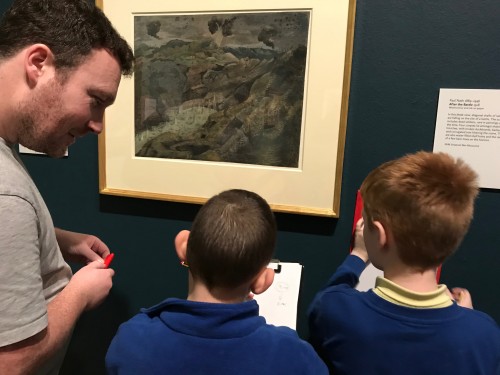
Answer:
253, 262, 303, 330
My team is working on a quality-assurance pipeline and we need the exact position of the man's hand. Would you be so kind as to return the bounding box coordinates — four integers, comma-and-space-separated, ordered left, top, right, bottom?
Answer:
0, 261, 114, 374
65, 260, 115, 311
55, 228, 110, 264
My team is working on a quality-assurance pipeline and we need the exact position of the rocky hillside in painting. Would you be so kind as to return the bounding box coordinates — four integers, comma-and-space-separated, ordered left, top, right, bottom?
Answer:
135, 38, 306, 168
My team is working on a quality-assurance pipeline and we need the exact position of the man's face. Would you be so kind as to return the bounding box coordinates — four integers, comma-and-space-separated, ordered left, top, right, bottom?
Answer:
17, 49, 121, 158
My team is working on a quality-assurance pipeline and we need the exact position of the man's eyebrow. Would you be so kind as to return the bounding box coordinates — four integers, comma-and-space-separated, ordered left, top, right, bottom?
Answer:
90, 89, 116, 105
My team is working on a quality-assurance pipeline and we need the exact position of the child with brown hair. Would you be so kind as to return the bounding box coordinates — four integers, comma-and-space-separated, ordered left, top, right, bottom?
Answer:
308, 151, 500, 374
107, 189, 327, 374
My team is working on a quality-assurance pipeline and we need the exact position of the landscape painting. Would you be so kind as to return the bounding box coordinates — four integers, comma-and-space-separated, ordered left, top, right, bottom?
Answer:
133, 12, 310, 168
99, 0, 355, 217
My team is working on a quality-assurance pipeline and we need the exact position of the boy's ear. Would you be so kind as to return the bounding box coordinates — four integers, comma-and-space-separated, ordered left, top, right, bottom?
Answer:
24, 44, 54, 87
250, 267, 274, 295
373, 220, 388, 249
174, 230, 190, 261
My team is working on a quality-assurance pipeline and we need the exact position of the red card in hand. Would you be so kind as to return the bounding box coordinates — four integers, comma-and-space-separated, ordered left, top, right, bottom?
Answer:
350, 190, 363, 252
104, 253, 115, 268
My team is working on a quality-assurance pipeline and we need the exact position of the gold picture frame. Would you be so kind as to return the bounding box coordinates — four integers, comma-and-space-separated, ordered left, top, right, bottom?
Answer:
97, 0, 355, 217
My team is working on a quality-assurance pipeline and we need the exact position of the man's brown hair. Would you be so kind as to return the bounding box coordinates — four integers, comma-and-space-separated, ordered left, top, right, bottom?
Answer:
0, 0, 134, 75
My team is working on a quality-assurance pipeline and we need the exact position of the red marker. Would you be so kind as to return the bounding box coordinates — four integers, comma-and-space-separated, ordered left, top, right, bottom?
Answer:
104, 253, 115, 268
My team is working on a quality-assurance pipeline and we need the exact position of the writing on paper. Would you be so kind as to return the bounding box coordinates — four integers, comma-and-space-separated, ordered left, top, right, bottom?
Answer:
443, 112, 500, 146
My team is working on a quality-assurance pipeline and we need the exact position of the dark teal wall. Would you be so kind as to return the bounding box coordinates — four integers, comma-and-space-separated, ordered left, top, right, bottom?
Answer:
2, 1, 499, 374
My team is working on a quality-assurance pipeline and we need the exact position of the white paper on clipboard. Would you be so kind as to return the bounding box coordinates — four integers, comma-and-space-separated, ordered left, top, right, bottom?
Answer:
253, 262, 302, 330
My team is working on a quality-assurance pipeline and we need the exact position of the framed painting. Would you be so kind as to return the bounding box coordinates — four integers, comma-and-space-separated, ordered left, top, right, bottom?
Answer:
97, 0, 356, 217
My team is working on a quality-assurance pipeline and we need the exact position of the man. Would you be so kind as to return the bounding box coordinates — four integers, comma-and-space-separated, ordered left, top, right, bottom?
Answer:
0, 0, 134, 373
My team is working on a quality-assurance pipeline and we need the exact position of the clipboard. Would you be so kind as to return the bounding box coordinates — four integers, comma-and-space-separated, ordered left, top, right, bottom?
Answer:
253, 260, 303, 330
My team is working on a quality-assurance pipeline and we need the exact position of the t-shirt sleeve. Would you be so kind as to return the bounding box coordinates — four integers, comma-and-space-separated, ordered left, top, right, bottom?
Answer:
0, 195, 48, 346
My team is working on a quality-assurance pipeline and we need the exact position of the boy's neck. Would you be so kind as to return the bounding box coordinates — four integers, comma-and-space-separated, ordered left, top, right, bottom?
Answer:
187, 279, 250, 304
383, 266, 439, 293
378, 245, 440, 293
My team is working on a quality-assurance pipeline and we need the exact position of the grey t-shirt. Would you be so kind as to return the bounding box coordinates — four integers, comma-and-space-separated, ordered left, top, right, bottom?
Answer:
0, 138, 72, 374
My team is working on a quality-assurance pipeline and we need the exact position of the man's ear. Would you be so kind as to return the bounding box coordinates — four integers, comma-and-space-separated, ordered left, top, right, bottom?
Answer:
174, 230, 190, 261
250, 267, 274, 295
373, 220, 388, 249
24, 44, 54, 87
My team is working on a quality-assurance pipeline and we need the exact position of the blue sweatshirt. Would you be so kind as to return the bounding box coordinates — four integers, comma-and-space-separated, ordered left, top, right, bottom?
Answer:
106, 298, 327, 375
308, 255, 500, 375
